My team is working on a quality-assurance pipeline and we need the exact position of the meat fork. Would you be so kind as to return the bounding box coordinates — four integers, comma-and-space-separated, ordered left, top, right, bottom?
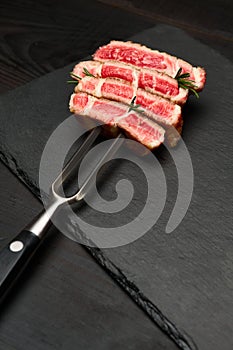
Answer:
0, 127, 124, 301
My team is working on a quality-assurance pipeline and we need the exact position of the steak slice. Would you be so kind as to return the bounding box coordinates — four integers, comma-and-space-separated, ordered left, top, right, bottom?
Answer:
69, 92, 165, 149
93, 40, 206, 91
72, 60, 188, 104
75, 76, 182, 130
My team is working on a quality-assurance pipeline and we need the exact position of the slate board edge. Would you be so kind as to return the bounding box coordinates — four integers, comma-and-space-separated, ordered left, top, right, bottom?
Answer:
0, 130, 196, 350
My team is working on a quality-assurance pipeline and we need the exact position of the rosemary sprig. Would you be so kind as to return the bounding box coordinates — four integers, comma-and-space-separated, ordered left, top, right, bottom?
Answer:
83, 67, 95, 78
67, 72, 81, 84
70, 72, 81, 80
67, 68, 96, 84
175, 68, 199, 98
128, 96, 144, 113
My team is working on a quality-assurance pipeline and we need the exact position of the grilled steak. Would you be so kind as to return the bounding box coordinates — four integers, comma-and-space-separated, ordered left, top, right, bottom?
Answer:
69, 92, 165, 149
93, 40, 206, 91
72, 60, 188, 104
75, 76, 182, 130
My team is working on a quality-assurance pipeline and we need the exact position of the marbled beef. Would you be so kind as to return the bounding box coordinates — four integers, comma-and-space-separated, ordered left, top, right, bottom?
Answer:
93, 41, 206, 91
72, 60, 188, 104
75, 76, 182, 130
69, 92, 165, 149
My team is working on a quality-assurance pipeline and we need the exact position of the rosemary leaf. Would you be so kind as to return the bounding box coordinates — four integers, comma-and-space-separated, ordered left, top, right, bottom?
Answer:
175, 68, 182, 79
175, 68, 199, 98
128, 96, 143, 113
70, 72, 81, 80
131, 96, 136, 104
128, 104, 143, 113
67, 80, 79, 84
189, 88, 199, 99
83, 67, 95, 78
178, 73, 190, 79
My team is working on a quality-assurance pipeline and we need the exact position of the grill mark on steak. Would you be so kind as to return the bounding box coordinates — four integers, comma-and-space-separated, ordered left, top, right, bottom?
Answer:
93, 40, 206, 91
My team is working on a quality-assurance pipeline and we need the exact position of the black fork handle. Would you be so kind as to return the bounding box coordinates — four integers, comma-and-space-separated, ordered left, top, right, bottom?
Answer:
0, 230, 41, 301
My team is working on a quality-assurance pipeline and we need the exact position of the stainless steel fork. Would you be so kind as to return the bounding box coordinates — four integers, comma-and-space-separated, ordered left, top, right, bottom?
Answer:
0, 127, 124, 301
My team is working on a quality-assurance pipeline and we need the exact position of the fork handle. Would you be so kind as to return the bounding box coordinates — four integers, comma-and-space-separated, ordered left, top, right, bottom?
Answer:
0, 230, 41, 301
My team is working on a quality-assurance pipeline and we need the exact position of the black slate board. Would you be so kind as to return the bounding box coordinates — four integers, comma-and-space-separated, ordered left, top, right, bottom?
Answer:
0, 24, 233, 350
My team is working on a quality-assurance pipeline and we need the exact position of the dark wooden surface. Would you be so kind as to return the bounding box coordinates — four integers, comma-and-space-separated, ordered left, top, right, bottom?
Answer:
0, 1, 232, 349
0, 167, 179, 350
1, 0, 233, 93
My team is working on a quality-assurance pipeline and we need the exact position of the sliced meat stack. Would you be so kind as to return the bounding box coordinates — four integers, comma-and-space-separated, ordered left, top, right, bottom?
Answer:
69, 40, 206, 149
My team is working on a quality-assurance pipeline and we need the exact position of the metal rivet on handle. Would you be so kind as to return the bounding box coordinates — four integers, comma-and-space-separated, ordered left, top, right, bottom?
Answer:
9, 241, 24, 252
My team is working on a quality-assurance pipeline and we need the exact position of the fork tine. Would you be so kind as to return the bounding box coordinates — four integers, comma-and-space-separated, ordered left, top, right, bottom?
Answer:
52, 126, 101, 193
75, 133, 125, 201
